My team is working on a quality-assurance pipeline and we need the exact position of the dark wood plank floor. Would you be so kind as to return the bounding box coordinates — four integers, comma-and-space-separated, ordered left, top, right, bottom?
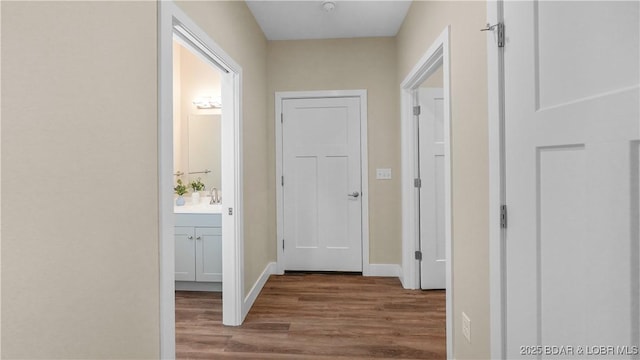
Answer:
175, 274, 446, 359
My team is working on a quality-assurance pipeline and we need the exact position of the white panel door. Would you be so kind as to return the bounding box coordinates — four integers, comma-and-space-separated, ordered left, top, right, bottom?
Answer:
418, 88, 446, 289
504, 1, 639, 358
282, 97, 362, 271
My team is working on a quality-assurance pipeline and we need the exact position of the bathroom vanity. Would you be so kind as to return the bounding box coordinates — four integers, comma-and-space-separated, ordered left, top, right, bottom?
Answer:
174, 199, 223, 292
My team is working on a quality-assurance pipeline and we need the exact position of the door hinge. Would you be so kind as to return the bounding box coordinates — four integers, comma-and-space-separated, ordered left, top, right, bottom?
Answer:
500, 204, 507, 228
415, 250, 422, 261
281, 113, 283, 123
282, 239, 285, 250
413, 106, 421, 116
281, 175, 284, 186
481, 22, 504, 48
228, 207, 233, 216
414, 178, 422, 188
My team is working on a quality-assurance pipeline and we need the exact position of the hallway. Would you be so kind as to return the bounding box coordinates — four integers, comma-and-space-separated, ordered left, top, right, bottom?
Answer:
176, 274, 446, 359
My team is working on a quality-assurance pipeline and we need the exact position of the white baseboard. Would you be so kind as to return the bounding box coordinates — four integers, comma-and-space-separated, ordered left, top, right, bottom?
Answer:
242, 261, 277, 320
398, 266, 406, 287
364, 263, 401, 277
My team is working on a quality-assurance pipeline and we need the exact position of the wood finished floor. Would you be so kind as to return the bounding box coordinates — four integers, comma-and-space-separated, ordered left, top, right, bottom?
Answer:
175, 274, 446, 359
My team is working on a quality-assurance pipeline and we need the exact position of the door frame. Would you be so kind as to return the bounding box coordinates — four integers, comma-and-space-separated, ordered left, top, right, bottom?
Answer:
399, 26, 452, 357
274, 90, 369, 275
486, 1, 506, 358
159, 1, 245, 358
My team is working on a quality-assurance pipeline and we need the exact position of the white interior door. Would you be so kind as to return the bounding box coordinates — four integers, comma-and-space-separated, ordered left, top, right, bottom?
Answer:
418, 88, 446, 289
282, 97, 362, 272
504, 1, 639, 357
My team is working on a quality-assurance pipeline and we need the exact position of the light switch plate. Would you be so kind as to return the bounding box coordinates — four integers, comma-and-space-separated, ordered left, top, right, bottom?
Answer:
376, 168, 392, 180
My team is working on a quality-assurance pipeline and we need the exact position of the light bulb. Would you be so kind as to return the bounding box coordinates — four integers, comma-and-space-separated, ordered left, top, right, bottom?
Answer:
322, 1, 336, 12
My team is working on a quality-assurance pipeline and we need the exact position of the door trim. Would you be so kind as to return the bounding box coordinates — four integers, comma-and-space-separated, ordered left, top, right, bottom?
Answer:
275, 90, 369, 275
399, 26, 452, 358
486, 1, 506, 358
159, 2, 245, 358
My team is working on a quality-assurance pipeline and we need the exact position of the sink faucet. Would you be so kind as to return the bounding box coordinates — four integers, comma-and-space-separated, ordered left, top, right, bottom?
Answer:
209, 188, 219, 204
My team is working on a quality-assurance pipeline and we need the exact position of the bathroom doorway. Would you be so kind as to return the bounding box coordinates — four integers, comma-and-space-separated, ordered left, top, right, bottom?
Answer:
159, 2, 244, 357
172, 38, 224, 291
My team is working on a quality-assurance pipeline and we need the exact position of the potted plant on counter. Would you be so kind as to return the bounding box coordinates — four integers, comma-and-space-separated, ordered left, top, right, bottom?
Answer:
174, 178, 188, 206
189, 178, 206, 204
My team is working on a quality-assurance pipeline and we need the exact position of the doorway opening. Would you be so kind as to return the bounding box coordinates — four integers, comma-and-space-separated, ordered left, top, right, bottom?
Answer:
416, 69, 446, 290
159, 2, 244, 358
172, 36, 224, 291
400, 26, 452, 357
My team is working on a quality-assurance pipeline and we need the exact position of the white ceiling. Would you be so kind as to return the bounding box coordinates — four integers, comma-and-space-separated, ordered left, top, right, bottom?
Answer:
245, 1, 413, 41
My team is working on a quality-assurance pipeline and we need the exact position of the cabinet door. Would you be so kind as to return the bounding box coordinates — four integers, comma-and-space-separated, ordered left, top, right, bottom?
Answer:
195, 227, 222, 282
175, 226, 195, 281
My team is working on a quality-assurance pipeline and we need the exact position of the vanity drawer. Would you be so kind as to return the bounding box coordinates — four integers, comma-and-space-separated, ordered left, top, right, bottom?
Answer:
175, 213, 221, 227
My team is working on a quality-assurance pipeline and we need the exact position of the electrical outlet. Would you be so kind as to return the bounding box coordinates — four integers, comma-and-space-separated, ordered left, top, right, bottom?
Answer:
376, 168, 392, 180
462, 312, 471, 343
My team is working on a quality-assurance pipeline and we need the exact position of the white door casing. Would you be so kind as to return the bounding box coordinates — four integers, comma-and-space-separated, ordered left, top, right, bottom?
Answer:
400, 26, 452, 358
501, 1, 640, 357
418, 88, 446, 290
159, 2, 244, 357
282, 97, 363, 272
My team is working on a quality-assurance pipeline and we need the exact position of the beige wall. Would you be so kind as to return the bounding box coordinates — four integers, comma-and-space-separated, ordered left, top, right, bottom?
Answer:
1, 2, 159, 358
2, 0, 272, 356
1, 1, 490, 358
175, 1, 270, 294
267, 38, 400, 264
397, 2, 490, 359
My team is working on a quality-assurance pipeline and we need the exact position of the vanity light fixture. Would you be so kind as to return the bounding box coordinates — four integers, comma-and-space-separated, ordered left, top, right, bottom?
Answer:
192, 96, 222, 109
322, 0, 336, 12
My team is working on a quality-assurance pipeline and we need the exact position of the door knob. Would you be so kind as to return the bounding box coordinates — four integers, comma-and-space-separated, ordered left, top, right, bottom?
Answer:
196, 236, 201, 240
188, 236, 193, 240
348, 191, 360, 198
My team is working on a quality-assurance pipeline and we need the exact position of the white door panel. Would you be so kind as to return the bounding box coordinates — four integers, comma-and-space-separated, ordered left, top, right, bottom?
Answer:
283, 97, 362, 271
419, 88, 446, 289
534, 2, 638, 110
504, 1, 639, 357
291, 156, 319, 249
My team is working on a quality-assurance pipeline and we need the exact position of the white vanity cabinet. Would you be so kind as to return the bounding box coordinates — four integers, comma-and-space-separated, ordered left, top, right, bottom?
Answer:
174, 213, 222, 286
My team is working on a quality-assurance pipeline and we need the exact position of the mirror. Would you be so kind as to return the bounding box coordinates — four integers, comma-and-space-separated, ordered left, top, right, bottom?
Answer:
173, 38, 222, 194
188, 114, 221, 191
